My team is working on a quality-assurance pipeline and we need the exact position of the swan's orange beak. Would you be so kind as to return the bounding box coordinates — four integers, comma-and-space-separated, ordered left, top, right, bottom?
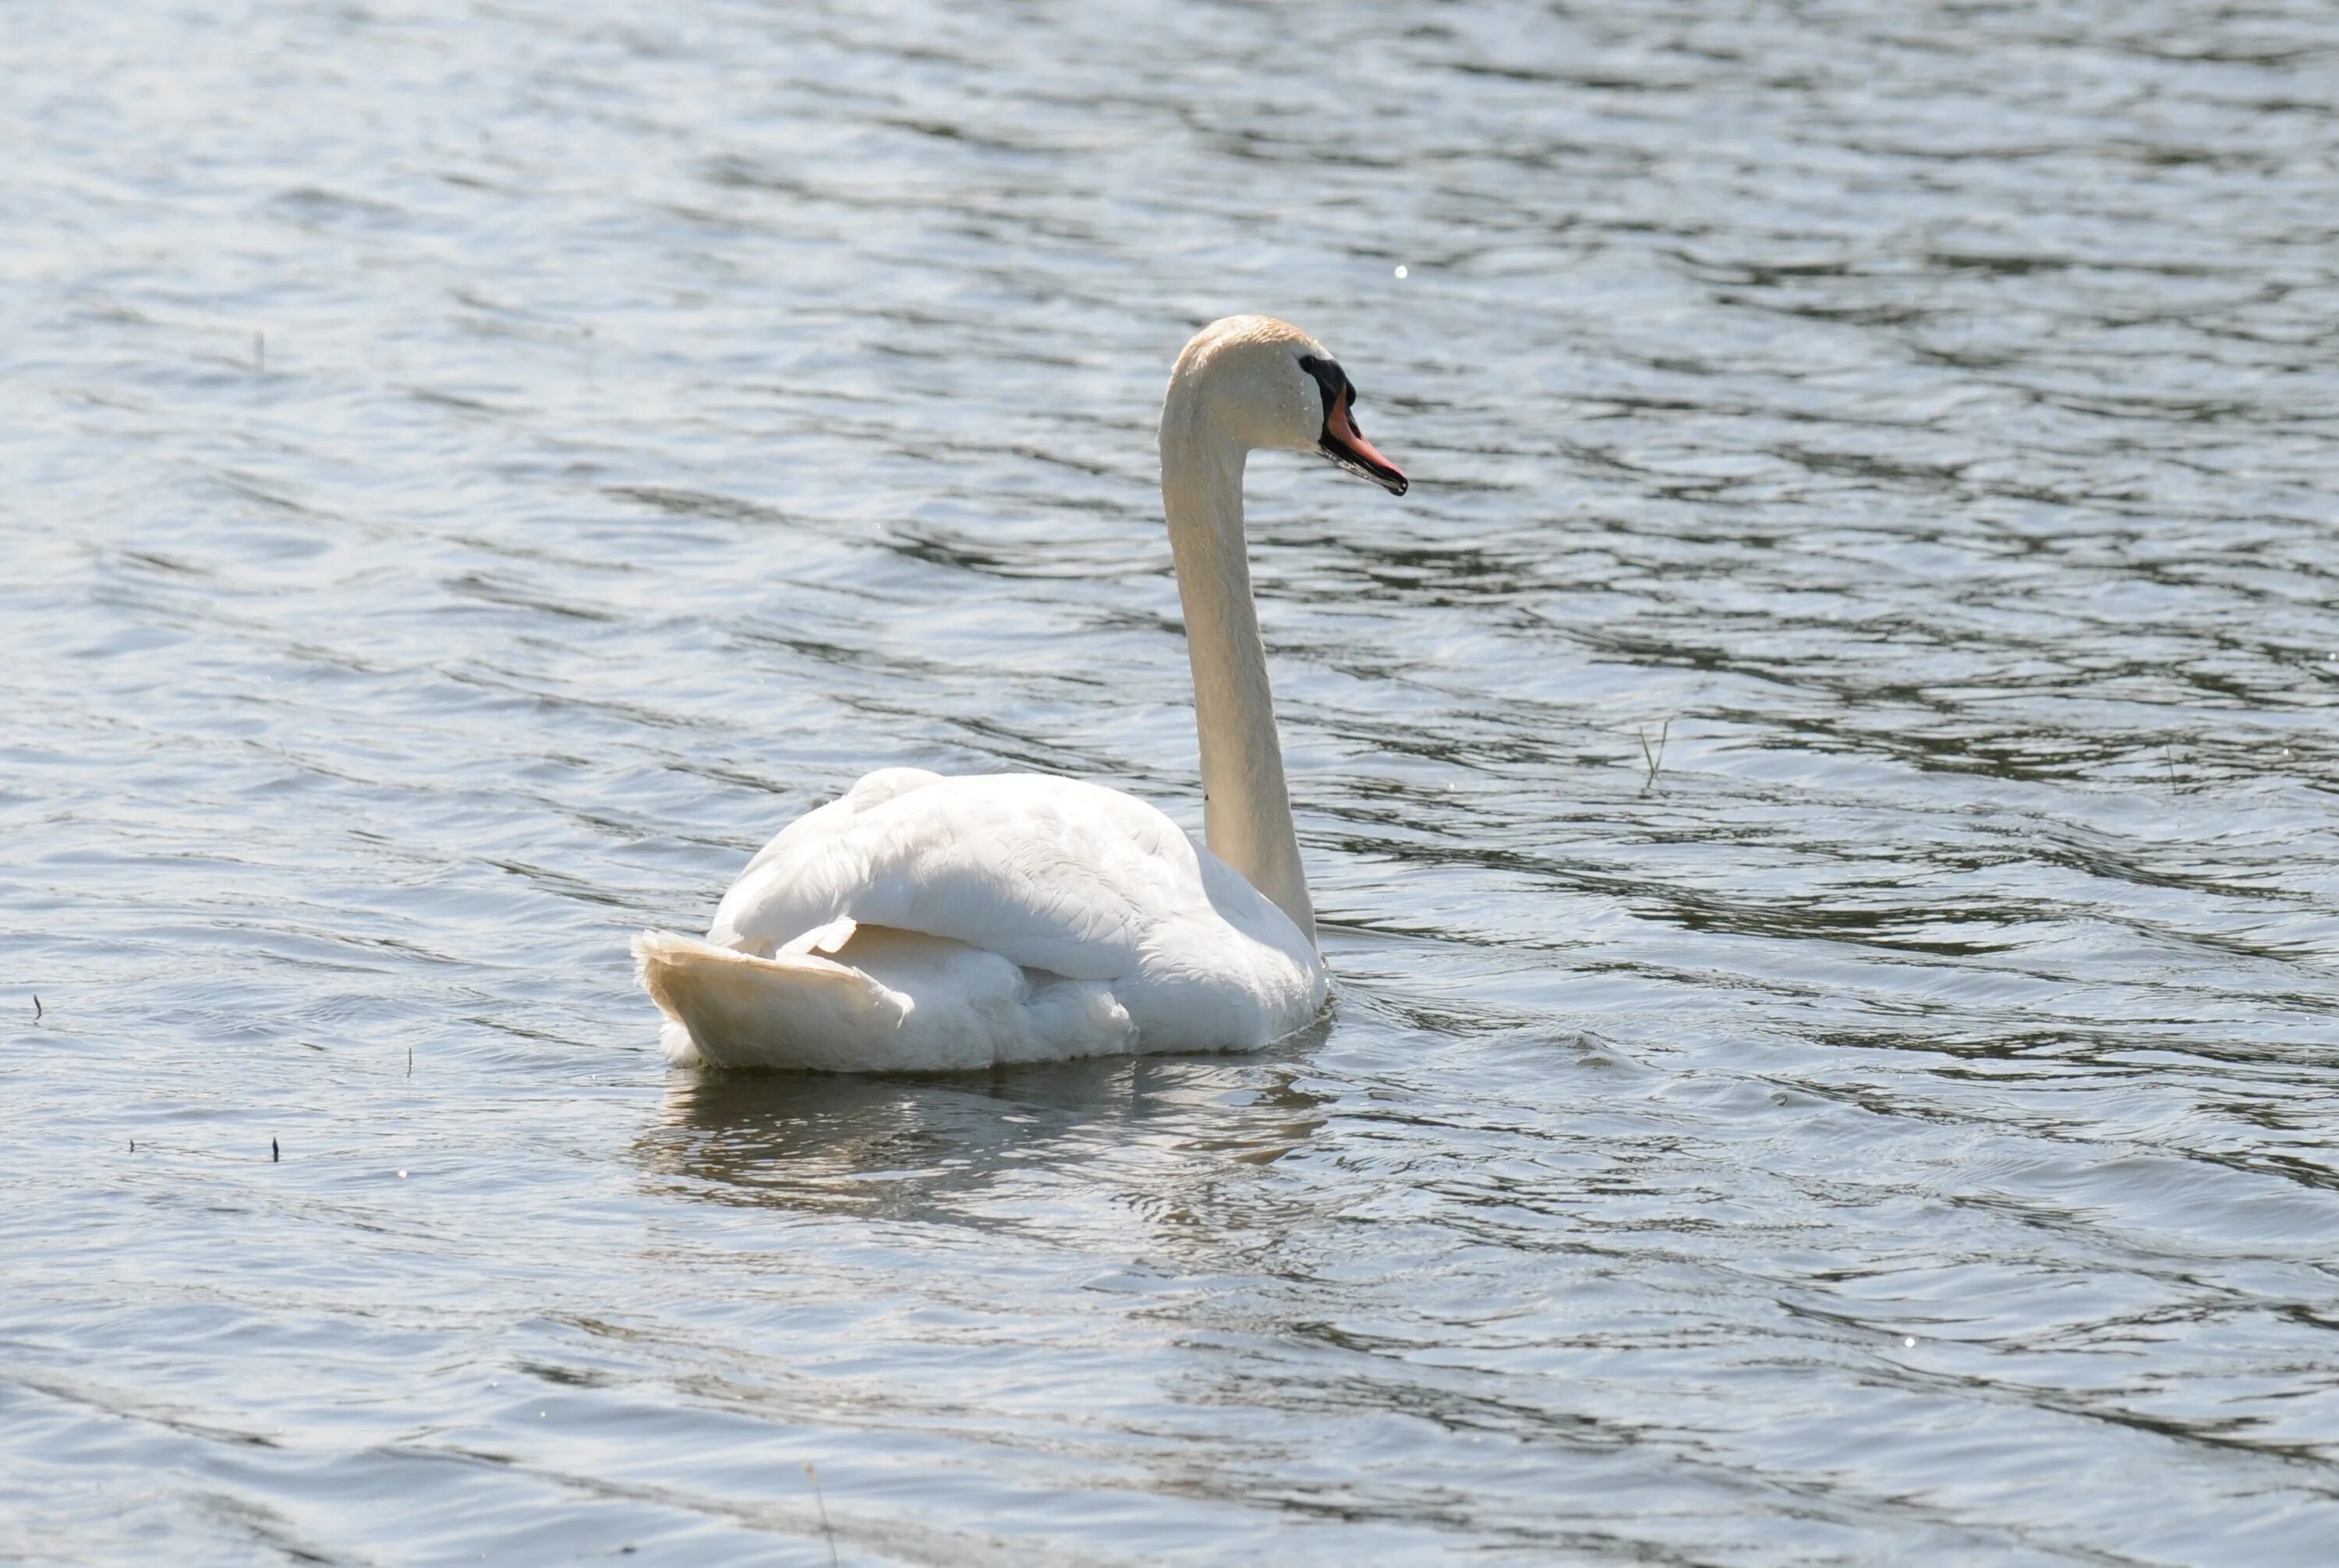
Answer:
1322, 388, 1408, 496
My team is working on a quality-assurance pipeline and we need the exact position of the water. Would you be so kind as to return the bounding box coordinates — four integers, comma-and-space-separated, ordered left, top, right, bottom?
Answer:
5, 0, 2339, 1561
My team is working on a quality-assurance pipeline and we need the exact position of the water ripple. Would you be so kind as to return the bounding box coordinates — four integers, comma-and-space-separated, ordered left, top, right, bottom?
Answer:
5, 0, 2339, 1563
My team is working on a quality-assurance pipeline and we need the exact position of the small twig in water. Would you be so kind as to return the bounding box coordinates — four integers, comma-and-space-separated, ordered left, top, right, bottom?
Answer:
30, 995, 40, 1022
407, 1046, 413, 1078
805, 1463, 839, 1566
1637, 719, 1671, 790
271, 1138, 279, 1163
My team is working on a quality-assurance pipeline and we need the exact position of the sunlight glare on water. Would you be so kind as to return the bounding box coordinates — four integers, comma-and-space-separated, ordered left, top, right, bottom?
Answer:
4, 1, 2339, 1563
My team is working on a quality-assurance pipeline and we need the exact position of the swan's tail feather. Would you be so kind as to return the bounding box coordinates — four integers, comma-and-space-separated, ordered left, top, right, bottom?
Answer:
632, 930, 911, 1071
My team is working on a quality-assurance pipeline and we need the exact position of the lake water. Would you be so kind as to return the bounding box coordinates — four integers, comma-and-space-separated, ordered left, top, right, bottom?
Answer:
6, 1, 2339, 1563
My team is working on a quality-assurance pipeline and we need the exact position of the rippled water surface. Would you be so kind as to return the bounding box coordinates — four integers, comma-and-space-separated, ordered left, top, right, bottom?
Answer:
8, 1, 2339, 1562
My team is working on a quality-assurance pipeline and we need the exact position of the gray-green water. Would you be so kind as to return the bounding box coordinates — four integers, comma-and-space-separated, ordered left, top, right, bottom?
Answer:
6, 2, 2339, 1563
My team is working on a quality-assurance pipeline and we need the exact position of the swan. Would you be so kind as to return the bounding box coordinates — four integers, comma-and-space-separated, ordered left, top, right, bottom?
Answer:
634, 315, 1409, 1070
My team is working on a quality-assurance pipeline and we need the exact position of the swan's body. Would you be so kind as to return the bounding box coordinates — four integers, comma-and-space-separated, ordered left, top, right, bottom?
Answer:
637, 770, 1320, 1069
636, 316, 1407, 1070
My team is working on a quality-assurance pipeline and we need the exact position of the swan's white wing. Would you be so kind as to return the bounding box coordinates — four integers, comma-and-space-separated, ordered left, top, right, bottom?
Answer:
706, 770, 1322, 1049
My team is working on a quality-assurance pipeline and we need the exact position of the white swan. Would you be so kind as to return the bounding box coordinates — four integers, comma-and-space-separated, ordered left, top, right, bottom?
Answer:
634, 315, 1410, 1070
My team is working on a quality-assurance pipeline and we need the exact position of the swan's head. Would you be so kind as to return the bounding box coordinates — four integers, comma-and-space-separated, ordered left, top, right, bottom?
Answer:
1164, 315, 1409, 496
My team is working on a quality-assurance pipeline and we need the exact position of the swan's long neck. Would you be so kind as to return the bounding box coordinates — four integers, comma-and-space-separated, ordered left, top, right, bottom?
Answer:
1160, 419, 1316, 947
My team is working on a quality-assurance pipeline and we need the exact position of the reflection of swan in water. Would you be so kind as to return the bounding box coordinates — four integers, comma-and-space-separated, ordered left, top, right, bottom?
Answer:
635, 316, 1407, 1070
635, 1027, 1332, 1219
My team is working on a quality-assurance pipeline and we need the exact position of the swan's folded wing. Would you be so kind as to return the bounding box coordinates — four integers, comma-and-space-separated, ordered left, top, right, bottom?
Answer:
708, 772, 1223, 980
